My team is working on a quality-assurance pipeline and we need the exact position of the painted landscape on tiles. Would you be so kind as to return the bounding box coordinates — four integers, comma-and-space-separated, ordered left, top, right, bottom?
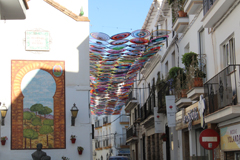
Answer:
22, 69, 56, 149
11, 60, 65, 150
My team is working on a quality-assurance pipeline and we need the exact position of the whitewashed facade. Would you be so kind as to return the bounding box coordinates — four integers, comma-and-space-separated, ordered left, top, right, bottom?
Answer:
92, 109, 130, 160
0, 0, 92, 159
126, 0, 240, 160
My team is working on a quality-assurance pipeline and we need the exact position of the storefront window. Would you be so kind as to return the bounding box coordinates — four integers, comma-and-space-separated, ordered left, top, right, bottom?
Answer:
235, 152, 240, 160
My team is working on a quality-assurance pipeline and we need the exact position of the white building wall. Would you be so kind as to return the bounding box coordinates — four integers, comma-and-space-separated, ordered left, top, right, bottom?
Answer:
0, 0, 91, 159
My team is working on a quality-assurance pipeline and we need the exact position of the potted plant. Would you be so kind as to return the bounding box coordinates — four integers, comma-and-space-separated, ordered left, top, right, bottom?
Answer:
168, 67, 187, 98
77, 146, 84, 155
70, 135, 76, 144
160, 133, 168, 142
62, 156, 70, 160
168, 0, 187, 18
182, 52, 206, 89
181, 51, 198, 69
1, 136, 8, 145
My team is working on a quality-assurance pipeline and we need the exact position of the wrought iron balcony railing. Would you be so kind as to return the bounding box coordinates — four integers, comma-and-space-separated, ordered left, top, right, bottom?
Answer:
157, 81, 171, 113
126, 125, 137, 140
125, 90, 137, 106
204, 64, 239, 115
141, 95, 154, 122
95, 120, 101, 128
203, 0, 217, 16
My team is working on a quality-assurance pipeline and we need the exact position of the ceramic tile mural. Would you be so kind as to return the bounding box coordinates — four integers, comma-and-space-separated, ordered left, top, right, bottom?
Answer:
11, 60, 65, 149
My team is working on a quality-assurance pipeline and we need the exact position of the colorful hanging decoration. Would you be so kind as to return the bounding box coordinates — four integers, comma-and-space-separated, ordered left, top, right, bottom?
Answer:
89, 29, 168, 116
90, 32, 110, 41
130, 38, 149, 44
110, 32, 131, 40
110, 39, 129, 45
131, 29, 150, 38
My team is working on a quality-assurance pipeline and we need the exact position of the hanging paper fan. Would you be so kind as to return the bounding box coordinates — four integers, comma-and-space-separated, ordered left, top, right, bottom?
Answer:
127, 48, 143, 53
130, 38, 149, 44
124, 52, 141, 57
108, 44, 128, 50
90, 48, 106, 54
128, 44, 146, 49
105, 53, 122, 57
150, 35, 168, 43
90, 38, 109, 45
110, 39, 129, 45
90, 32, 110, 41
146, 45, 161, 52
131, 29, 150, 38
115, 65, 131, 69
110, 32, 131, 40
107, 49, 126, 54
151, 29, 171, 37
90, 43, 108, 49
100, 61, 118, 65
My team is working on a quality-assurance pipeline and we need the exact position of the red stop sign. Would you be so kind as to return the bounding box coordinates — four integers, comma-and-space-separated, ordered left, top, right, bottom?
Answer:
199, 129, 220, 150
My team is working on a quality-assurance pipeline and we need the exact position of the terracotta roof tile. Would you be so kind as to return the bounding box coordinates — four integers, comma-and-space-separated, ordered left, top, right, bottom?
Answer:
44, 0, 90, 22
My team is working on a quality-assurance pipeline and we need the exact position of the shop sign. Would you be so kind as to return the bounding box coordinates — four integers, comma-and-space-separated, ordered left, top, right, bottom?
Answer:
199, 129, 220, 150
183, 107, 199, 130
166, 95, 177, 127
26, 31, 50, 51
154, 107, 164, 133
198, 95, 206, 128
220, 123, 240, 151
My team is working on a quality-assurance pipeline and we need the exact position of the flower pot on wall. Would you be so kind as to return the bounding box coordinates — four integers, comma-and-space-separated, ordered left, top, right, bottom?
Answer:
193, 77, 203, 87
71, 139, 76, 144
78, 150, 83, 155
178, 10, 187, 17
181, 89, 188, 98
1, 140, 6, 145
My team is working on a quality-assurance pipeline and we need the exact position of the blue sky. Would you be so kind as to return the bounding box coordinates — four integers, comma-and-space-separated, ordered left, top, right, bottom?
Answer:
89, 0, 152, 38
21, 69, 56, 113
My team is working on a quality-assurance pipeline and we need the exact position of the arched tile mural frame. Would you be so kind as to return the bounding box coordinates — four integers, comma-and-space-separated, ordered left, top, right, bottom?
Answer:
11, 60, 65, 149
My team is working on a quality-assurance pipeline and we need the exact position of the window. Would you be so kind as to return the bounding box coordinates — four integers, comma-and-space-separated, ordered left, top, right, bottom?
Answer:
199, 29, 206, 81
222, 37, 235, 72
172, 52, 175, 68
165, 19, 168, 47
165, 61, 168, 78
235, 152, 240, 160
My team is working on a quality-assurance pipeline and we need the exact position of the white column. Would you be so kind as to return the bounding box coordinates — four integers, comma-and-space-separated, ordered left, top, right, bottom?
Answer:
189, 129, 197, 157
178, 130, 183, 160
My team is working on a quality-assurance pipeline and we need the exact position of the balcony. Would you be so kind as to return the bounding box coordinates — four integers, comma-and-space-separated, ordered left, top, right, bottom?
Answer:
117, 134, 129, 149
202, 0, 235, 28
95, 120, 102, 129
134, 104, 142, 124
0, 0, 28, 20
103, 116, 111, 126
95, 141, 102, 150
187, 87, 204, 101
172, 17, 189, 33
125, 90, 138, 113
157, 81, 171, 113
140, 93, 155, 128
103, 138, 111, 149
126, 125, 138, 143
184, 0, 203, 15
204, 64, 240, 123
120, 115, 129, 125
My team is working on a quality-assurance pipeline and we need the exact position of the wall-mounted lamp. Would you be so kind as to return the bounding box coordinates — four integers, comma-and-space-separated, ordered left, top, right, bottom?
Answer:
71, 103, 79, 126
0, 103, 8, 126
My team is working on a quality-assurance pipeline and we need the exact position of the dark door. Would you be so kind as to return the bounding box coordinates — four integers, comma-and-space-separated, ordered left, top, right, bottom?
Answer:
143, 135, 146, 160
166, 126, 171, 160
